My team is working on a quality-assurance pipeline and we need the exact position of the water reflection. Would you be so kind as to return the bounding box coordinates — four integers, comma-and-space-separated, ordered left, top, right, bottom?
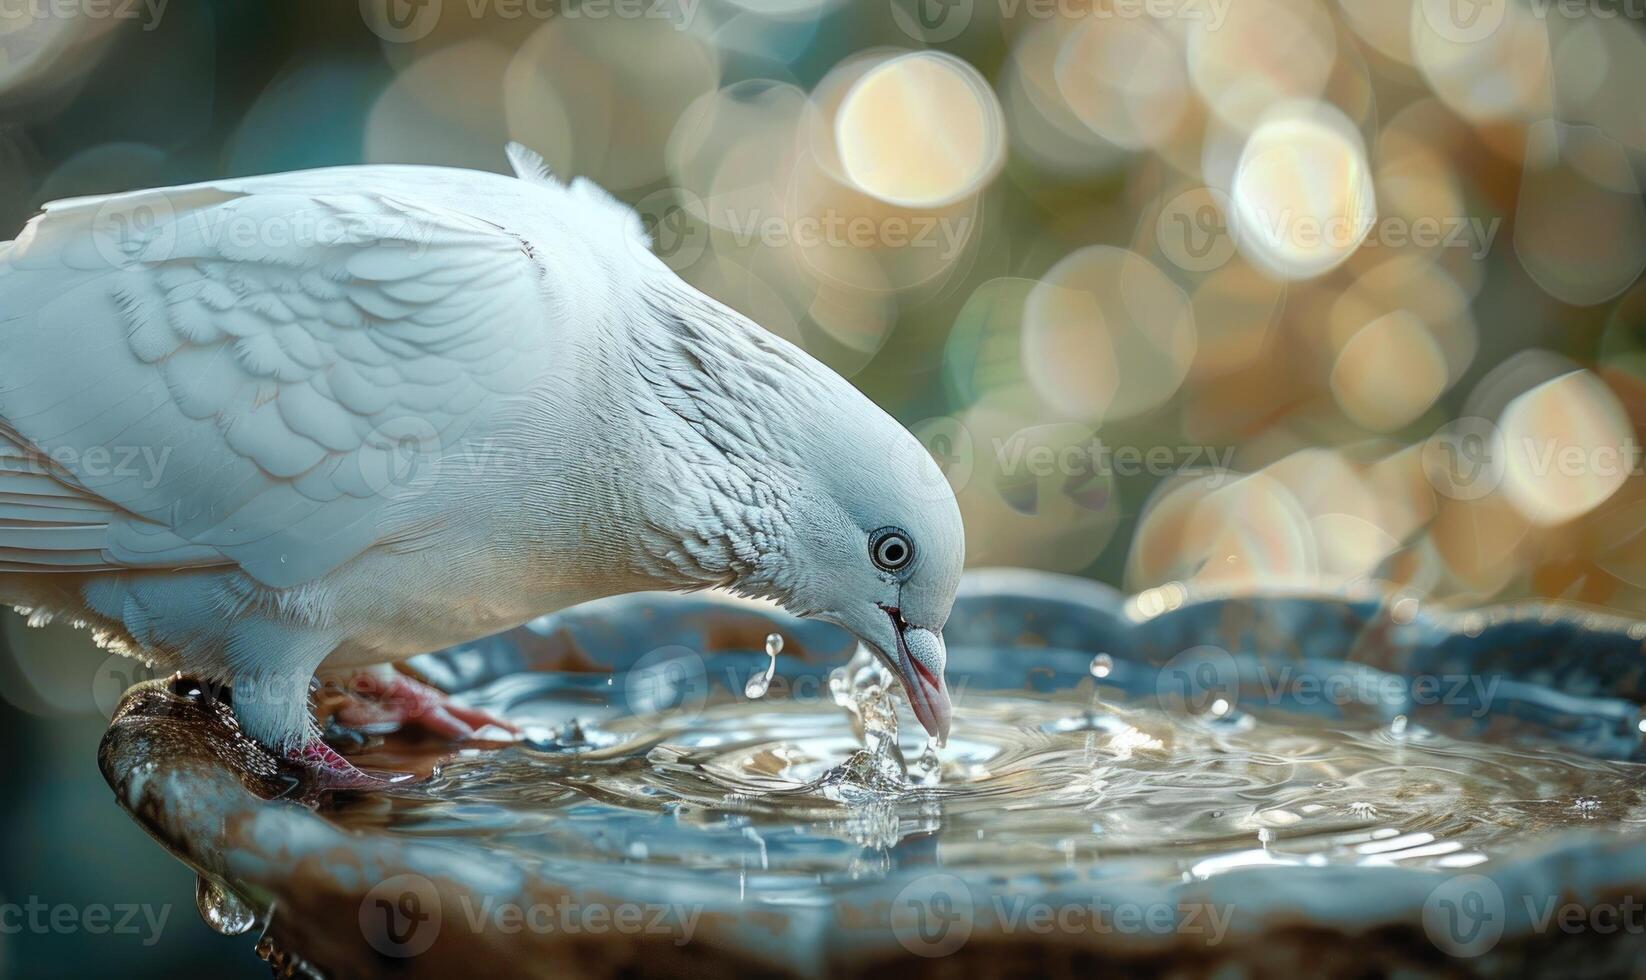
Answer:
322, 670, 1643, 886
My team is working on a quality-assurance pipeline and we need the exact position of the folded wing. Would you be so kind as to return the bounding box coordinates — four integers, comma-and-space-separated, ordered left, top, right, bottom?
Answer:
0, 178, 555, 588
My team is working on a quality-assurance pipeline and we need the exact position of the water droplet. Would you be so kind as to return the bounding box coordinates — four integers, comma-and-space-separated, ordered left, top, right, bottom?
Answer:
627, 841, 650, 860
1089, 653, 1113, 679
1390, 714, 1409, 737
1390, 595, 1419, 624
1209, 697, 1231, 718
1635, 709, 1646, 737
196, 876, 257, 936
745, 636, 780, 700
912, 735, 943, 787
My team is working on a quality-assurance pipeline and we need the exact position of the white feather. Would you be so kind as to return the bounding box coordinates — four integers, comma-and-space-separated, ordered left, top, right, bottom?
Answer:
0, 150, 965, 749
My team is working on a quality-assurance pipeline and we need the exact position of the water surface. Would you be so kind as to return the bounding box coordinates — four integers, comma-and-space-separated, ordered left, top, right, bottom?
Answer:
321, 646, 1646, 885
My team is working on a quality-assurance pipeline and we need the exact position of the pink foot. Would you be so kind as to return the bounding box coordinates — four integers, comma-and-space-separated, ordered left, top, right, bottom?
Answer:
283, 740, 411, 790
326, 671, 518, 742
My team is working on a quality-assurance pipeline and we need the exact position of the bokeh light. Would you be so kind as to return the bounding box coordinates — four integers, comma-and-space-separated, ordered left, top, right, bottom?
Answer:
1023, 246, 1197, 423
835, 51, 1004, 209
2, 0, 1644, 676
1229, 103, 1377, 280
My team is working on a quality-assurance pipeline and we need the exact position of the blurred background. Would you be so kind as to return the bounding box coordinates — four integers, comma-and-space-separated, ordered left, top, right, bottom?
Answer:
2, 0, 1644, 974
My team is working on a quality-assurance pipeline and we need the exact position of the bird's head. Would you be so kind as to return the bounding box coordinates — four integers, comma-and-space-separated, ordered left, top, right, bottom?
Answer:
775, 424, 965, 742
627, 281, 964, 741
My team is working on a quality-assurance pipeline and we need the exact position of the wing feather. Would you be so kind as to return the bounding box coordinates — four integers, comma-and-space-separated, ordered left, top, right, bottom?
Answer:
0, 178, 558, 587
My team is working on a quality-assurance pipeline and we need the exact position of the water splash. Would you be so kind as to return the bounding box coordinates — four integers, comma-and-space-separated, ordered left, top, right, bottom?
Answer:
195, 875, 258, 936
910, 736, 943, 788
333, 688, 1646, 878
744, 633, 782, 700
1089, 653, 1113, 679
818, 644, 907, 796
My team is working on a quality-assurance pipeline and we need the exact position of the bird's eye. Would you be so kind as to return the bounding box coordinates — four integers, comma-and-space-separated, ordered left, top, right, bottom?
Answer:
869, 527, 914, 573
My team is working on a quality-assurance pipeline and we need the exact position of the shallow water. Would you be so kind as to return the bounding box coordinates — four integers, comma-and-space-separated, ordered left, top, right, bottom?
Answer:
320, 646, 1646, 885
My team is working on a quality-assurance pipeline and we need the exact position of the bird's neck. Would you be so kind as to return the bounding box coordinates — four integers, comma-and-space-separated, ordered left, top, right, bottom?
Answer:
599, 285, 826, 601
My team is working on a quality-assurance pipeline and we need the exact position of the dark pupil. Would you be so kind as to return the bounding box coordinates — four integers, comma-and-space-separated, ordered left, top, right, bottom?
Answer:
882, 541, 905, 564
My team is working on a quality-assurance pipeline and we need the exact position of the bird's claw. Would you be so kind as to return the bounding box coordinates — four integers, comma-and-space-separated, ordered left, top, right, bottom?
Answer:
319, 670, 519, 743
282, 740, 412, 790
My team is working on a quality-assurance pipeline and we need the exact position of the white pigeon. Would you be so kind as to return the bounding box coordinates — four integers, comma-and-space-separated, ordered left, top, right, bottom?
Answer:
0, 143, 963, 778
